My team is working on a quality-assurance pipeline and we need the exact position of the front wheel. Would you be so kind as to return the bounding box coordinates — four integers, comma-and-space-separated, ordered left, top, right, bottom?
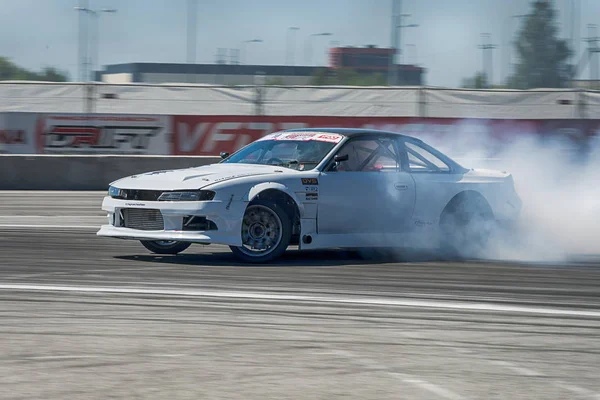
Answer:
140, 240, 191, 255
229, 200, 292, 263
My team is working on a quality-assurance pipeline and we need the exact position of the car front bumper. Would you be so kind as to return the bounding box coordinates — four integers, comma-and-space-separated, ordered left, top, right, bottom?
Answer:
96, 196, 246, 246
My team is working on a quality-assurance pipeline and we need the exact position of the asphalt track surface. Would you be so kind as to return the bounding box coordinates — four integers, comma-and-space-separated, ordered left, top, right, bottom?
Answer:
0, 192, 599, 400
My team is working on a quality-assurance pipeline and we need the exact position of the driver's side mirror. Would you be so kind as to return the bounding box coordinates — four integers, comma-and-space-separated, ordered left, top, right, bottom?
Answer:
329, 154, 349, 172
220, 152, 230, 159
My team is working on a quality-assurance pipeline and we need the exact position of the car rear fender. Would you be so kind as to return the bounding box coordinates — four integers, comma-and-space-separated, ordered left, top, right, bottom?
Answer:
440, 190, 494, 221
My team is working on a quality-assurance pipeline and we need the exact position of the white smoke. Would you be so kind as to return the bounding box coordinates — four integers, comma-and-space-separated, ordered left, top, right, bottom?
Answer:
367, 120, 600, 263
433, 124, 600, 263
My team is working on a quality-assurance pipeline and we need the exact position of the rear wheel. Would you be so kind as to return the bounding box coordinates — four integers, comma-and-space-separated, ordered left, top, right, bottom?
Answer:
140, 240, 191, 255
439, 195, 495, 259
229, 200, 292, 263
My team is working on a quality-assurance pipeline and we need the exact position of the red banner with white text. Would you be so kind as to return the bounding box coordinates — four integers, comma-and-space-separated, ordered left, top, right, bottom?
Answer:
171, 116, 600, 156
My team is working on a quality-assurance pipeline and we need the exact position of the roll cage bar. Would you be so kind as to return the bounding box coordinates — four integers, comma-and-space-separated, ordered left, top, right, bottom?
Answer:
320, 133, 468, 174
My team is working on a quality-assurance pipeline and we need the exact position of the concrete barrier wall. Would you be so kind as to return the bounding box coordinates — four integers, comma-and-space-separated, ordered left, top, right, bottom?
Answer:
0, 155, 221, 190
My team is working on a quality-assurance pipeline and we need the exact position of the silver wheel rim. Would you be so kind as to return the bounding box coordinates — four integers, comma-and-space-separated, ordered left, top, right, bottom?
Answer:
239, 205, 283, 257
155, 240, 178, 247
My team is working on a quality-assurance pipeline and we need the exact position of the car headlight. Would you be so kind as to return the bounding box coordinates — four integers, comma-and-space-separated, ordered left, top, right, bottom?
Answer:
158, 190, 216, 202
108, 186, 124, 198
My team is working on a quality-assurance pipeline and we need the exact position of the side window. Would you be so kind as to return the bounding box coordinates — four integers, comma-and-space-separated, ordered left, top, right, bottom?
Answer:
330, 137, 399, 172
404, 141, 450, 172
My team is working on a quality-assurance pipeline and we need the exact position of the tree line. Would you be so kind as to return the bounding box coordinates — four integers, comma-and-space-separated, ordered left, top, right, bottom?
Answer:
0, 57, 69, 82
310, 1, 576, 89
462, 0, 573, 89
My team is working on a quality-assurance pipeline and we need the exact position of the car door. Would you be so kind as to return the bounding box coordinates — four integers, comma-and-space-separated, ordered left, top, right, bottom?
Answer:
317, 135, 416, 234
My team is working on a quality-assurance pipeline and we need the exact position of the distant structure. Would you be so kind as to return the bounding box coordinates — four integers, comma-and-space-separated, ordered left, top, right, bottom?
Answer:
97, 63, 317, 85
570, 79, 600, 90
97, 45, 425, 86
329, 45, 423, 85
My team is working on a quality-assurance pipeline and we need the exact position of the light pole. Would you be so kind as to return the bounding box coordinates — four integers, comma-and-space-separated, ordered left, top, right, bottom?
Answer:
479, 33, 497, 88
396, 14, 418, 84
327, 40, 340, 67
241, 39, 263, 65
76, 0, 88, 82
388, 0, 400, 85
287, 27, 300, 66
585, 24, 600, 82
74, 6, 117, 81
397, 14, 418, 64
406, 44, 417, 64
187, 0, 198, 63
503, 14, 529, 85
305, 33, 332, 66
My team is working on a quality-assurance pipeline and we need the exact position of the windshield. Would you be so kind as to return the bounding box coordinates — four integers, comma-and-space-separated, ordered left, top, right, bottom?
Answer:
222, 132, 345, 170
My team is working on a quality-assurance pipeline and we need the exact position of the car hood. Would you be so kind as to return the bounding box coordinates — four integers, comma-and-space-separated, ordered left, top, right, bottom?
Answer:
111, 163, 292, 190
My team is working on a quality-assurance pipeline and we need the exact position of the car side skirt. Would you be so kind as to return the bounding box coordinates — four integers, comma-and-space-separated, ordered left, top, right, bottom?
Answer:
299, 231, 441, 251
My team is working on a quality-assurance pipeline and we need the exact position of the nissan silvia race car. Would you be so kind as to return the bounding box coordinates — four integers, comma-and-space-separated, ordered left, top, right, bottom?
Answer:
97, 128, 522, 262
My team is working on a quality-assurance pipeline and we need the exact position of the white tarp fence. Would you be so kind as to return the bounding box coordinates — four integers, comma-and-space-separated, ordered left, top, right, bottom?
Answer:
1, 82, 599, 119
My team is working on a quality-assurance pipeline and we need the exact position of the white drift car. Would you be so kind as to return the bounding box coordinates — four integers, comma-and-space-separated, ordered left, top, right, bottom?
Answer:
97, 128, 522, 262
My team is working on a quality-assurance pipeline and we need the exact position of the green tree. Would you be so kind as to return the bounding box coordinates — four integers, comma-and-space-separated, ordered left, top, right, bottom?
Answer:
309, 67, 329, 85
0, 57, 69, 82
333, 68, 361, 85
365, 72, 386, 86
508, 0, 572, 89
40, 67, 68, 82
0, 57, 19, 80
310, 67, 387, 86
265, 77, 285, 86
461, 72, 488, 88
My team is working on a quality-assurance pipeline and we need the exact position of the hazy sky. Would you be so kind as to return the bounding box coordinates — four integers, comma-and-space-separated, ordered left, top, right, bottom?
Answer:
1, 0, 599, 87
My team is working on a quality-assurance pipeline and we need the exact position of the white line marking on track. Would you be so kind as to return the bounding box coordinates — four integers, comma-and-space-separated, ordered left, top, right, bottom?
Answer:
0, 224, 99, 229
146, 353, 188, 358
0, 191, 106, 194
489, 360, 544, 377
328, 349, 465, 400
485, 363, 600, 398
0, 266, 181, 280
555, 383, 600, 399
401, 334, 600, 398
398, 376, 465, 400
0, 215, 102, 218
0, 271, 72, 280
26, 355, 103, 361
1, 284, 599, 317
23, 353, 187, 361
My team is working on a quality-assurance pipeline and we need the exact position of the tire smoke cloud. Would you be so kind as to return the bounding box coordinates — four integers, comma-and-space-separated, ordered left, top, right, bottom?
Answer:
430, 122, 600, 263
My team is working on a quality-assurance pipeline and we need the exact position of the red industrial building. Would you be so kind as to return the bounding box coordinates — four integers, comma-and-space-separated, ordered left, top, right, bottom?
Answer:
329, 45, 424, 85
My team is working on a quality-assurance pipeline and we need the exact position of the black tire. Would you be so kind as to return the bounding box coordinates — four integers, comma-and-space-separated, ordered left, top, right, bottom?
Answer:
229, 199, 292, 263
439, 195, 495, 260
140, 240, 192, 255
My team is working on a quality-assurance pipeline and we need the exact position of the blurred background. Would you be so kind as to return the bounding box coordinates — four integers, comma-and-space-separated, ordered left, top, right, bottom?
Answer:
2, 0, 600, 88
1, 0, 599, 169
